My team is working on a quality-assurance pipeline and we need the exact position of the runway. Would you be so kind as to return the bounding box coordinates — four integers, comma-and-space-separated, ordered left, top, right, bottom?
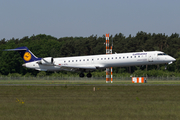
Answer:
1, 83, 180, 86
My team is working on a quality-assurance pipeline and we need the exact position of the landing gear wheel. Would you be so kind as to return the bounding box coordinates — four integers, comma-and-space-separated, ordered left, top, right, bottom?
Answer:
79, 73, 85, 78
87, 73, 92, 78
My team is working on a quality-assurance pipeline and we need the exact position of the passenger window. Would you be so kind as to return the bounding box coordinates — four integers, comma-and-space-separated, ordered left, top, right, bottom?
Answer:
68, 60, 70, 62
83, 59, 85, 61
101, 58, 103, 60
115, 57, 117, 59
72, 60, 74, 62
87, 59, 89, 61
97, 58, 99, 60
104, 58, 106, 60
64, 61, 66, 63
112, 57, 113, 59
119, 57, 121, 59
127, 56, 128, 58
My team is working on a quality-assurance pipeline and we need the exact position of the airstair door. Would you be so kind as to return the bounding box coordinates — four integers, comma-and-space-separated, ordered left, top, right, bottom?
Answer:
148, 53, 153, 62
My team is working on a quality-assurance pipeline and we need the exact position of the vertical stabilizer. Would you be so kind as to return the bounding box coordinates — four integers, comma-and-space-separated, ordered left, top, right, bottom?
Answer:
4, 46, 41, 63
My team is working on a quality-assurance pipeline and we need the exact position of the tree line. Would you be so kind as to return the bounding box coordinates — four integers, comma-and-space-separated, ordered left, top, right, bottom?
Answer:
0, 31, 180, 77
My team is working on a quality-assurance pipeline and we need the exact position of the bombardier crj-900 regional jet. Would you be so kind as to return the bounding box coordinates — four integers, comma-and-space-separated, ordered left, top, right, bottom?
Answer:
4, 46, 176, 78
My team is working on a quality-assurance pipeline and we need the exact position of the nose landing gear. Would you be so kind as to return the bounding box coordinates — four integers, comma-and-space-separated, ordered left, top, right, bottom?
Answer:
165, 63, 167, 70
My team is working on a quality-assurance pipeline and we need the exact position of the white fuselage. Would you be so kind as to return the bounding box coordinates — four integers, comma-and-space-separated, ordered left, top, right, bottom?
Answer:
24, 51, 176, 71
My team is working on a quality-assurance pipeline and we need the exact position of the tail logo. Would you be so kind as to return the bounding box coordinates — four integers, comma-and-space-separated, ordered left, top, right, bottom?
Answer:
23, 52, 31, 61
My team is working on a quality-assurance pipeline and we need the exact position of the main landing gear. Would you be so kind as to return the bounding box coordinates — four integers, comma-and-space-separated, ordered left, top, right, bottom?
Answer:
79, 73, 85, 77
87, 73, 92, 78
79, 72, 92, 78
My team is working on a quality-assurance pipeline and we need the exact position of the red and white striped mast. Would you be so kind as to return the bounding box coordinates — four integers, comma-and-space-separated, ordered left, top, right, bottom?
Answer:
109, 36, 113, 83
110, 46, 113, 83
106, 34, 110, 83
106, 33, 113, 83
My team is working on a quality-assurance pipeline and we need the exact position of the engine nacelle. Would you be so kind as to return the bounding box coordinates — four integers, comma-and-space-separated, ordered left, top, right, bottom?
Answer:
41, 57, 54, 65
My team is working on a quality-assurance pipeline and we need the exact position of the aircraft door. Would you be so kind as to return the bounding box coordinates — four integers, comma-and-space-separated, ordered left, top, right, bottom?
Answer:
55, 59, 65, 66
154, 53, 157, 60
148, 53, 153, 62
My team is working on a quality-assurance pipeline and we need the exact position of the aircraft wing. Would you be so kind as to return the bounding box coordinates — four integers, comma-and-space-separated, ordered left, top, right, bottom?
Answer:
60, 65, 96, 72
55, 64, 104, 72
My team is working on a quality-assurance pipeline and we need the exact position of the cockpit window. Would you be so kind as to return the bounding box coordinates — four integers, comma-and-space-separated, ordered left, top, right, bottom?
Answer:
158, 53, 167, 56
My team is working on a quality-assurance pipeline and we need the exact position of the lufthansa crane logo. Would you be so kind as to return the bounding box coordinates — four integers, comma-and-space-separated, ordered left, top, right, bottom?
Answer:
23, 52, 31, 61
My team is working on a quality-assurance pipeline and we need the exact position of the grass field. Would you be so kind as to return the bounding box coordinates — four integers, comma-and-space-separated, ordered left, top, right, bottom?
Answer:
0, 84, 180, 120
1, 79, 180, 85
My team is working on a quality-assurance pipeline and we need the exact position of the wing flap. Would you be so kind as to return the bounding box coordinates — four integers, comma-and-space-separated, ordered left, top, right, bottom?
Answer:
35, 69, 47, 71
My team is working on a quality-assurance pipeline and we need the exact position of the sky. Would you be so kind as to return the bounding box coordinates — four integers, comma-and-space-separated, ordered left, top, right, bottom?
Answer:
1, 0, 180, 40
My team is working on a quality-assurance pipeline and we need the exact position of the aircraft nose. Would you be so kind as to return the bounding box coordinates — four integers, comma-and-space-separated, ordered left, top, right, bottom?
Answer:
171, 57, 176, 62
168, 57, 176, 65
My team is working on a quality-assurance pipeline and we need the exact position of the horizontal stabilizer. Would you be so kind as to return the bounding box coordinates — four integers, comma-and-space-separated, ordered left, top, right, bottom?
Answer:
4, 48, 27, 51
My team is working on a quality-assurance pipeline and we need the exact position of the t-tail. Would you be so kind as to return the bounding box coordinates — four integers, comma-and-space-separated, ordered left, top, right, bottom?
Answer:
4, 46, 41, 63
